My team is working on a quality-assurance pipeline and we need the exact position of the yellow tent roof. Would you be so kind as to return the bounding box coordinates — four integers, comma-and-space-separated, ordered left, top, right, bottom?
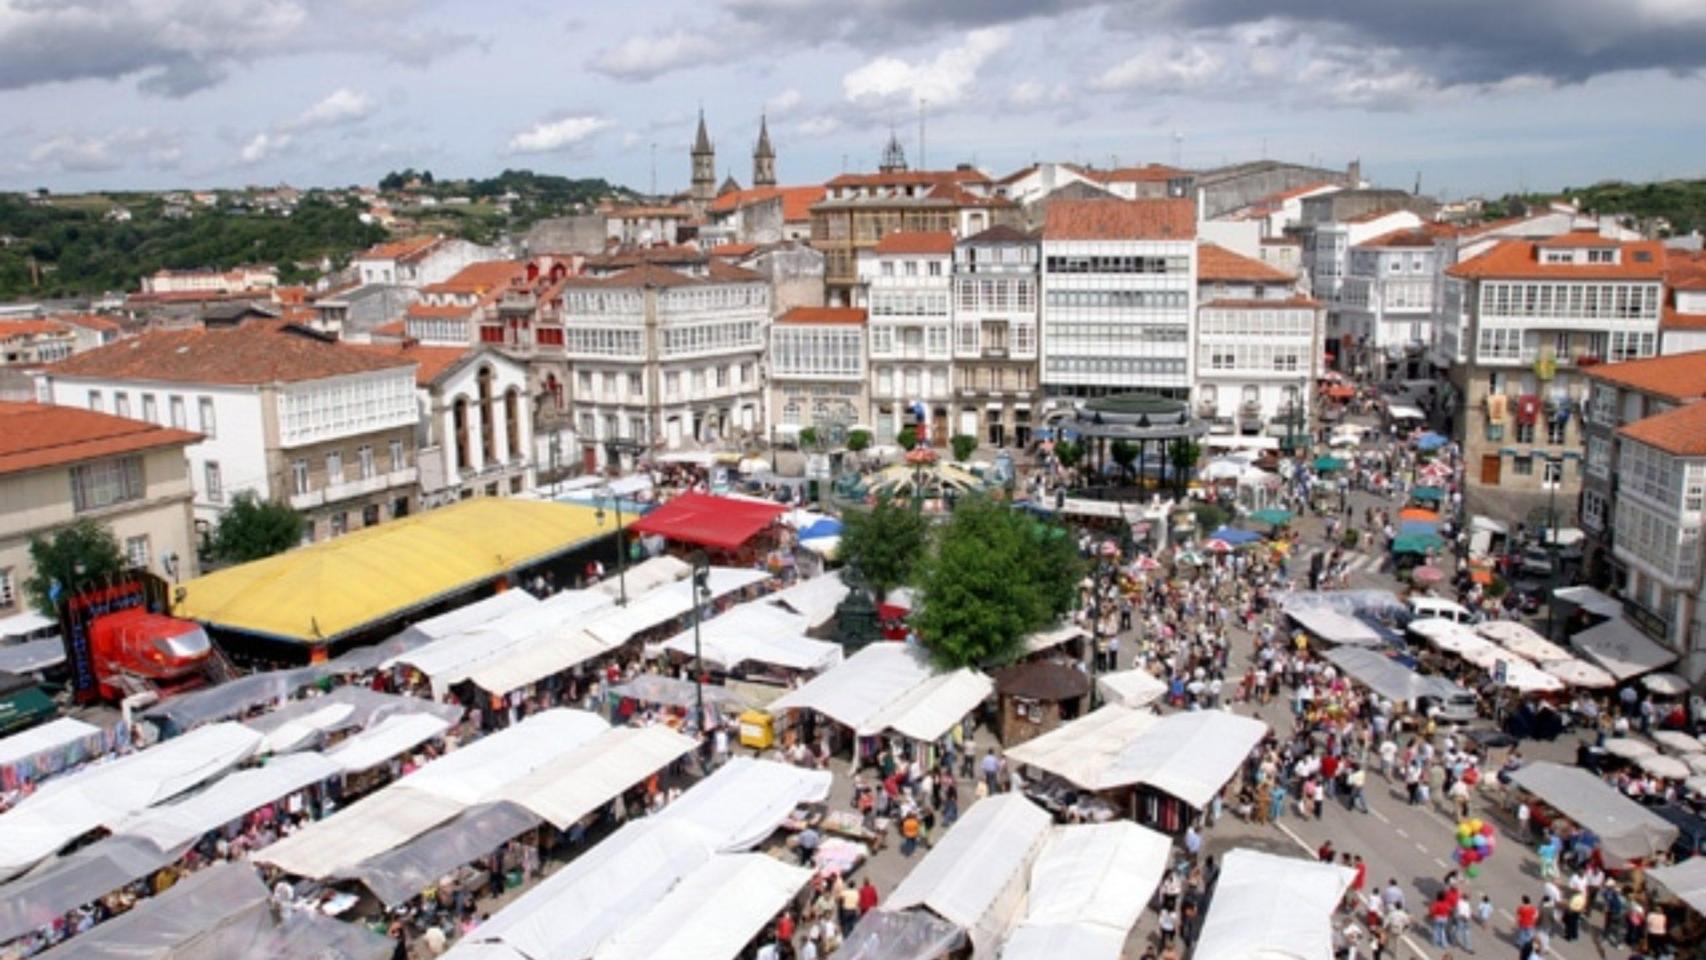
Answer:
176, 498, 622, 643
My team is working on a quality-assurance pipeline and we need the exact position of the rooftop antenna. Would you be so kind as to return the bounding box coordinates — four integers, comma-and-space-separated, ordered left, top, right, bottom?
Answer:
1171, 131, 1183, 168
1413, 171, 1422, 197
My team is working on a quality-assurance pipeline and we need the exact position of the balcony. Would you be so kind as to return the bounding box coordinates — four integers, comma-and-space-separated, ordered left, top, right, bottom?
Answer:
289, 467, 418, 511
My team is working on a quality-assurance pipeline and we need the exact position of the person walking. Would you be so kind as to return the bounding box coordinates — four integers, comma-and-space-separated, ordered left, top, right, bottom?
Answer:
1428, 893, 1451, 948
1451, 892, 1473, 953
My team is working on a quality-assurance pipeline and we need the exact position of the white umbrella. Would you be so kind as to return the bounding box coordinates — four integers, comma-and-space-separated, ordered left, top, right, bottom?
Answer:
1602, 737, 1656, 760
1652, 730, 1705, 755
1542, 658, 1615, 690
1637, 753, 1690, 780
1643, 672, 1690, 697
1684, 754, 1706, 776
1688, 774, 1706, 795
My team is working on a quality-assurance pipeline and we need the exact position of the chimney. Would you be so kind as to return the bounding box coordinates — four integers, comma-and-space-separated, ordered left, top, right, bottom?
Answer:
1346, 159, 1362, 187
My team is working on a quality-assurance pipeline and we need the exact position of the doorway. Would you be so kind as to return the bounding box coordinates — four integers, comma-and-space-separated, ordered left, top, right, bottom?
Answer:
1480, 454, 1501, 486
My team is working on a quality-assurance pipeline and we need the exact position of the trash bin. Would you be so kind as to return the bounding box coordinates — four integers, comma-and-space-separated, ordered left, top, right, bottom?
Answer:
739, 709, 774, 750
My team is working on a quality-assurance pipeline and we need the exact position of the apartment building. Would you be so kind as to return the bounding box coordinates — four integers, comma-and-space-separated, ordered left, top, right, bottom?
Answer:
1194, 243, 1321, 437
1339, 226, 1448, 381
857, 231, 956, 442
0, 403, 201, 611
810, 166, 1017, 305
952, 225, 1041, 447
559, 260, 768, 469
1447, 233, 1667, 524
41, 320, 421, 543
353, 236, 495, 288
1039, 198, 1198, 406
767, 307, 867, 438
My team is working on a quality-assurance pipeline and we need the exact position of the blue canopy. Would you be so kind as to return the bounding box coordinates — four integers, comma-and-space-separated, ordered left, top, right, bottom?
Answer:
1399, 520, 1438, 537
1207, 526, 1263, 545
1416, 432, 1449, 452
799, 517, 843, 541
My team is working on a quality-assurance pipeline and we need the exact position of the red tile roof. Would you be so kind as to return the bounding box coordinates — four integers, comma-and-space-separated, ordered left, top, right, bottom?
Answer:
406, 303, 476, 319
1583, 350, 1706, 402
0, 402, 200, 476
1196, 243, 1294, 283
1200, 296, 1322, 309
358, 236, 442, 263
1619, 400, 1706, 456
1447, 238, 1667, 281
778, 306, 867, 325
825, 169, 991, 189
873, 231, 955, 255
1043, 198, 1196, 241
604, 204, 692, 219
372, 320, 407, 337
1357, 225, 1454, 248
48, 322, 415, 386
1536, 231, 1630, 248
709, 243, 758, 259
0, 319, 71, 338
353, 343, 470, 386
706, 185, 826, 222
1084, 163, 1187, 184
1667, 249, 1706, 291
51, 313, 122, 333
1663, 306, 1706, 331
421, 260, 525, 295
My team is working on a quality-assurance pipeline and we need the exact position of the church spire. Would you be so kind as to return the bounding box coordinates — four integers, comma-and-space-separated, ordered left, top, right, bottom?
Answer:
752, 113, 776, 187
690, 108, 715, 204
693, 108, 713, 155
879, 124, 908, 174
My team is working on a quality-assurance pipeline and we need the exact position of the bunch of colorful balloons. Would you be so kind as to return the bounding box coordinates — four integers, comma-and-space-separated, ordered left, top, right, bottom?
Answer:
1454, 818, 1497, 877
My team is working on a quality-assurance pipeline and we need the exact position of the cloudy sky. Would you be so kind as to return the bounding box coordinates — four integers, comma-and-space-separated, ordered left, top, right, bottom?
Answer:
3, 0, 1704, 199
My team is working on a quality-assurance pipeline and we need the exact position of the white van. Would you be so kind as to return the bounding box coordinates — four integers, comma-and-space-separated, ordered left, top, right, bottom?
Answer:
1407, 596, 1474, 625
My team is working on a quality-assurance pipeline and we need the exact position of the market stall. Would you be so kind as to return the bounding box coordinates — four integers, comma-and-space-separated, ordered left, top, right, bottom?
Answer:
323, 711, 455, 775
0, 717, 108, 791
886, 794, 1053, 956
334, 800, 542, 909
1095, 669, 1167, 709
1570, 616, 1679, 682
768, 571, 851, 629
770, 643, 993, 757
1508, 761, 1680, 864
991, 662, 1090, 745
998, 821, 1172, 960
1286, 607, 1383, 647
244, 685, 462, 755
0, 721, 260, 879
1323, 646, 1468, 707
1191, 849, 1355, 960
592, 853, 813, 960
388, 588, 617, 697
498, 725, 697, 829
657, 602, 842, 675
0, 638, 65, 676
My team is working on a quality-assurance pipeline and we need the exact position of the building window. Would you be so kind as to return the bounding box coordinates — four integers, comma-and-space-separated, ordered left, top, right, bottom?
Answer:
169, 396, 186, 428
70, 456, 144, 512
927, 261, 942, 277
363, 503, 381, 527
87, 390, 102, 412
198, 397, 216, 437
1513, 456, 1534, 477
1542, 458, 1563, 488
124, 535, 151, 570
358, 445, 375, 480
292, 458, 309, 495
330, 512, 348, 536
1515, 421, 1535, 444
629, 373, 643, 398
1546, 418, 1567, 445
1582, 490, 1608, 531
326, 451, 344, 484
142, 394, 158, 423
204, 461, 223, 502
0, 568, 14, 609
114, 393, 130, 419
389, 440, 404, 472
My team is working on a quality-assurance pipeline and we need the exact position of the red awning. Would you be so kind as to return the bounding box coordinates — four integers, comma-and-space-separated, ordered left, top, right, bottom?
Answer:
628, 491, 786, 551
1325, 385, 1355, 399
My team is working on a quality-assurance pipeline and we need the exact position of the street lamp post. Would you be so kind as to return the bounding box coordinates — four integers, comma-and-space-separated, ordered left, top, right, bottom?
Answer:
690, 549, 710, 762
1546, 456, 1560, 638
1087, 554, 1114, 709
594, 489, 628, 606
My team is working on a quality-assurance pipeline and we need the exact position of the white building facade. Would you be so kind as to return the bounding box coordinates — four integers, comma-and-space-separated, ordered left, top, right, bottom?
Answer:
857, 233, 956, 443
1340, 228, 1440, 381
1040, 199, 1198, 405
767, 307, 868, 438
952, 226, 1040, 447
1193, 244, 1320, 437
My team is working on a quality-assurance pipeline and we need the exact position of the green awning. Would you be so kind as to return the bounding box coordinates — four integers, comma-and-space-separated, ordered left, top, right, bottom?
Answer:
1250, 508, 1294, 526
1392, 532, 1446, 555
1411, 486, 1445, 502
0, 685, 58, 735
1313, 456, 1346, 473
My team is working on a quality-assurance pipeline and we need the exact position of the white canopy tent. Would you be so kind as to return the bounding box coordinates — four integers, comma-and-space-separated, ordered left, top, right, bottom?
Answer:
0, 610, 56, 641
580, 567, 770, 649
1385, 403, 1427, 421
256, 710, 607, 878
1022, 623, 1088, 656
999, 822, 1172, 960
1324, 646, 1468, 705
445, 759, 827, 960
1510, 762, 1680, 863
324, 712, 454, 773
596, 555, 690, 599
657, 602, 842, 673
1192, 849, 1355, 960
1553, 585, 1625, 618
1476, 620, 1573, 663
1095, 669, 1167, 709
1571, 617, 1678, 681
1647, 858, 1706, 918
0, 722, 260, 879
0, 717, 102, 771
1287, 607, 1383, 647
1103, 710, 1270, 808
403, 590, 540, 642
1006, 705, 1161, 791
770, 642, 993, 743
499, 725, 697, 829
0, 638, 65, 675
115, 752, 340, 853
768, 571, 849, 629
592, 853, 812, 960
388, 589, 616, 696
887, 794, 1054, 957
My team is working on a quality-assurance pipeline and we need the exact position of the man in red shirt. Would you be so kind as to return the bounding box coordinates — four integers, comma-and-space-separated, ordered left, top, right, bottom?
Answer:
1515, 895, 1540, 949
858, 878, 880, 915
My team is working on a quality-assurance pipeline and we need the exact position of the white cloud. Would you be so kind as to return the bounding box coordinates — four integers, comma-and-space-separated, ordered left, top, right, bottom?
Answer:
591, 30, 724, 81
797, 115, 842, 136
29, 129, 177, 173
288, 88, 375, 131
1007, 79, 1072, 109
767, 88, 804, 115
843, 26, 1011, 106
240, 131, 292, 164
1093, 45, 1223, 92
507, 116, 610, 154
